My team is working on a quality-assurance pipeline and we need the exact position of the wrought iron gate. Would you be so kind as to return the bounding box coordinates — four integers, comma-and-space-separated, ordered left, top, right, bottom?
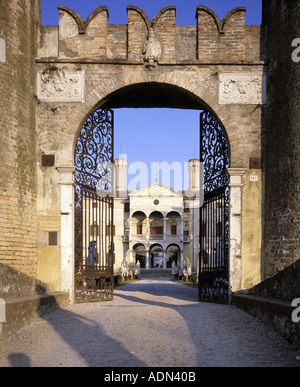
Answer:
198, 111, 230, 303
74, 108, 114, 303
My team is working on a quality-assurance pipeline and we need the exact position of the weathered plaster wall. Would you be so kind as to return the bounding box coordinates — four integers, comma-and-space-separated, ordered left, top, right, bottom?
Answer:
242, 169, 262, 289
0, 0, 40, 277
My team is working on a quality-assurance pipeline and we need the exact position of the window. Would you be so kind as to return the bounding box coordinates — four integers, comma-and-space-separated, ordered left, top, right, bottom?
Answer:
184, 203, 190, 213
137, 222, 143, 235
171, 222, 177, 235
150, 219, 163, 235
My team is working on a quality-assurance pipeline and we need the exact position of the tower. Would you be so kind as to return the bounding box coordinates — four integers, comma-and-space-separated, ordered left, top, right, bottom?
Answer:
188, 159, 200, 192
114, 157, 128, 197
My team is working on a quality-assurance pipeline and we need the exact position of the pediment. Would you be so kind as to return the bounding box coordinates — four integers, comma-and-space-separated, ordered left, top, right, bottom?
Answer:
129, 182, 183, 198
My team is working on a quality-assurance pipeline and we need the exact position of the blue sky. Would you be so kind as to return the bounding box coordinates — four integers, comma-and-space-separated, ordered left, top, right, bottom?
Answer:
41, 0, 262, 26
41, 1, 262, 189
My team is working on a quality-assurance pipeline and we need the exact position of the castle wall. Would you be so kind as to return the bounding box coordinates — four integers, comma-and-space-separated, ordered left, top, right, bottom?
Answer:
0, 0, 41, 277
262, 0, 300, 278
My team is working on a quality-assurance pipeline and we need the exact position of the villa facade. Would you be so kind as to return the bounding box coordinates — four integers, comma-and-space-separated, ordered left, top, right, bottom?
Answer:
113, 158, 201, 274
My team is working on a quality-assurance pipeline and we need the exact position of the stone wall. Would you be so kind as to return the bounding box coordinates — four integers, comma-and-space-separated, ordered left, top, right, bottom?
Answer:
34, 4, 266, 295
233, 259, 300, 348
262, 0, 300, 278
0, 264, 69, 340
0, 0, 40, 277
250, 259, 300, 301
0, 262, 53, 299
37, 5, 264, 63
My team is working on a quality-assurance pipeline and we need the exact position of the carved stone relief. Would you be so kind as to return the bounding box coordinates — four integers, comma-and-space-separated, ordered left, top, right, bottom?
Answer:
37, 68, 85, 102
142, 27, 162, 70
219, 72, 267, 105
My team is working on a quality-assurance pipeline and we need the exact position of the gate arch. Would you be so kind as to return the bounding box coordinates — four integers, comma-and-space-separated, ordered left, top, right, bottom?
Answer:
35, 5, 265, 303
73, 81, 231, 303
72, 82, 231, 162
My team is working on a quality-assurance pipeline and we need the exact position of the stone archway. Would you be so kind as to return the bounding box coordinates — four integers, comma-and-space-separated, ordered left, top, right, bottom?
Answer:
50, 82, 235, 303
51, 80, 246, 304
36, 4, 264, 302
132, 243, 147, 269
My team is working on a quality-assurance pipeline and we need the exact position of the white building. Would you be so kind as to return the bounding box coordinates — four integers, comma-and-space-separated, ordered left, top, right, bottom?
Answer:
113, 158, 201, 274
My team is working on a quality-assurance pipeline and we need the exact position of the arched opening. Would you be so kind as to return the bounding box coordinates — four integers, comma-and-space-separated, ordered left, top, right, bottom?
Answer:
166, 211, 181, 236
74, 81, 230, 303
149, 211, 164, 237
150, 244, 163, 269
166, 244, 181, 269
131, 211, 147, 235
74, 82, 230, 162
132, 243, 147, 269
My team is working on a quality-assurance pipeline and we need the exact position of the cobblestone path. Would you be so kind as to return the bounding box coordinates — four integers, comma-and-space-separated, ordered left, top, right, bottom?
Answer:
0, 279, 299, 367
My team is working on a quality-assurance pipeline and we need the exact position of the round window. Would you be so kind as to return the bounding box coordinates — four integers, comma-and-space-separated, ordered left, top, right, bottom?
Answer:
153, 199, 159, 205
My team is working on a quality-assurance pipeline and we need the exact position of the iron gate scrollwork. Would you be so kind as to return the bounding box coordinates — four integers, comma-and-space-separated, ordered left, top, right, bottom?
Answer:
75, 108, 114, 303
199, 111, 230, 303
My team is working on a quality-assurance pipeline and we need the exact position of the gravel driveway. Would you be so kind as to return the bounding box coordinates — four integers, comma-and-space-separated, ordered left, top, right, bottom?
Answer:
0, 278, 299, 368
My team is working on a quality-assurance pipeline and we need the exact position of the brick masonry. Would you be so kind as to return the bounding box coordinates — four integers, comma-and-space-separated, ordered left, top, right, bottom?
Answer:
262, 0, 300, 278
0, 0, 40, 277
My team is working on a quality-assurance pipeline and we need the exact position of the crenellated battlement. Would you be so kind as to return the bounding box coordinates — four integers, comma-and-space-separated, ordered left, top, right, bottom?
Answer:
38, 5, 264, 64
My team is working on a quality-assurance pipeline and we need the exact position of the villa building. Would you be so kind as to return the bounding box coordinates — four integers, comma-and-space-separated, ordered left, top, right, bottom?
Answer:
113, 158, 201, 274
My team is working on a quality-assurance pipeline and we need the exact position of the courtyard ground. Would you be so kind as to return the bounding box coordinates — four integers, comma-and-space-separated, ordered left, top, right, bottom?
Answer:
0, 278, 299, 368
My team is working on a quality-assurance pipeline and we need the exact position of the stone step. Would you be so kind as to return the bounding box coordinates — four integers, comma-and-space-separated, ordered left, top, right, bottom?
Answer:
139, 269, 174, 279
232, 293, 300, 348
0, 292, 69, 339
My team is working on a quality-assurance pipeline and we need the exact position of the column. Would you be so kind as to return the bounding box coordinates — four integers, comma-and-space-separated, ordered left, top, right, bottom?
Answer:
146, 249, 150, 270
163, 217, 167, 241
146, 217, 150, 240
129, 248, 133, 266
181, 218, 184, 238
228, 168, 247, 293
163, 250, 167, 269
56, 166, 76, 304
129, 217, 132, 239
180, 249, 184, 269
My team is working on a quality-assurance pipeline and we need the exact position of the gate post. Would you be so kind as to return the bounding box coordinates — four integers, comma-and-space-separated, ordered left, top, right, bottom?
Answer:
228, 168, 247, 293
56, 165, 76, 304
